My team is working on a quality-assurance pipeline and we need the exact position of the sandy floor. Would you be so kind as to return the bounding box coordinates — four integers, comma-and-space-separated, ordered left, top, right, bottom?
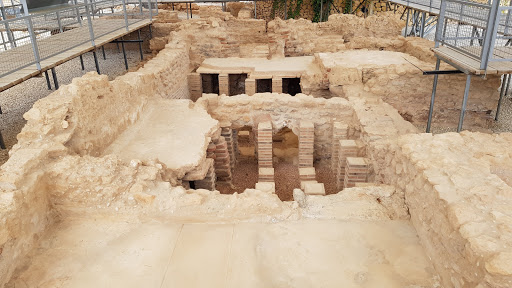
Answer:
315, 160, 339, 195
8, 218, 439, 288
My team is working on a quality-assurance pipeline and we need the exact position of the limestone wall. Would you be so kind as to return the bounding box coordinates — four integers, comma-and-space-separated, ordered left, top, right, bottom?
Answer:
196, 93, 356, 159
350, 93, 512, 287
0, 37, 191, 286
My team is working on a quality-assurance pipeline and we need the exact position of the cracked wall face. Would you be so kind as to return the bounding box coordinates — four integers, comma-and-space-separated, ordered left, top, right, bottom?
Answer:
1, 8, 512, 288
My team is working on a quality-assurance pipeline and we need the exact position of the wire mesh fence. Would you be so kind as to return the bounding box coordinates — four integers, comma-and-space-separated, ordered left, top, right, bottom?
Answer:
0, 0, 157, 78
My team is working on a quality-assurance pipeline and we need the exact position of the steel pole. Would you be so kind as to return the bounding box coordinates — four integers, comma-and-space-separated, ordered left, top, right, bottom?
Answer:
121, 0, 129, 31
426, 58, 441, 133
496, 74, 510, 121
457, 74, 472, 132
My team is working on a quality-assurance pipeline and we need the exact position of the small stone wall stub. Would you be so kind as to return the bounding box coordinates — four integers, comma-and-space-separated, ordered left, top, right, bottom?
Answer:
257, 121, 273, 168
299, 121, 314, 167
219, 73, 229, 96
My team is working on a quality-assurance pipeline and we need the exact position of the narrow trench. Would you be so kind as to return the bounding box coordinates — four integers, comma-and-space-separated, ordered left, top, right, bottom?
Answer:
272, 127, 299, 201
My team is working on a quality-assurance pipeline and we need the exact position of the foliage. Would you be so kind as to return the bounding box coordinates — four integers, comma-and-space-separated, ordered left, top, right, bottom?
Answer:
271, 0, 304, 19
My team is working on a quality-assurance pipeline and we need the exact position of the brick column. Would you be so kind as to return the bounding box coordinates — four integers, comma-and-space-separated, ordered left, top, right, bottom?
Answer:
221, 127, 236, 170
214, 137, 232, 185
194, 160, 216, 190
331, 122, 348, 171
257, 121, 273, 168
344, 157, 369, 189
245, 78, 256, 96
299, 121, 314, 167
219, 73, 229, 96
336, 139, 358, 190
272, 77, 282, 93
188, 73, 202, 101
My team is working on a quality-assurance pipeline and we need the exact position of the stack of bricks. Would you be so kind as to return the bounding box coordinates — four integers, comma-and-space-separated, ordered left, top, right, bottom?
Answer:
245, 78, 256, 96
272, 77, 282, 93
194, 160, 216, 190
331, 122, 348, 172
299, 121, 314, 167
299, 167, 316, 181
219, 73, 229, 96
187, 73, 202, 101
336, 139, 358, 190
257, 121, 273, 168
344, 157, 369, 189
258, 167, 275, 182
213, 137, 233, 185
221, 127, 237, 171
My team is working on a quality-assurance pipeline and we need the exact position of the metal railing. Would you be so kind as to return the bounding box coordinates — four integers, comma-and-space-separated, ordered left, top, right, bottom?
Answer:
0, 0, 157, 78
435, 0, 512, 71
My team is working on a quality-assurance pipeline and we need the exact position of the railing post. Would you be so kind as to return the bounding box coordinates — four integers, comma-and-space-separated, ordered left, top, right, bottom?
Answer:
480, 0, 500, 70
121, 0, 129, 31
147, 0, 153, 20
74, 0, 82, 26
20, 0, 42, 70
84, 0, 96, 46
434, 0, 446, 48
138, 0, 143, 16
56, 11, 63, 33
0, 2, 16, 48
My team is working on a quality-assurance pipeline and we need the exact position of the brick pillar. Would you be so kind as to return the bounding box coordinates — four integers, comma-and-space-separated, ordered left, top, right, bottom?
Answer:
219, 73, 229, 96
232, 129, 239, 158
221, 127, 236, 170
331, 122, 348, 171
344, 157, 369, 189
245, 78, 256, 96
188, 73, 202, 101
336, 139, 358, 190
214, 137, 232, 185
272, 77, 282, 93
257, 121, 273, 168
299, 121, 314, 167
194, 160, 216, 190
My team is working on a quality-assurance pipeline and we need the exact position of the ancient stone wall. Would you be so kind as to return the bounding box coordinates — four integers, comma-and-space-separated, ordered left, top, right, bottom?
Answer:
0, 36, 191, 286
196, 93, 355, 159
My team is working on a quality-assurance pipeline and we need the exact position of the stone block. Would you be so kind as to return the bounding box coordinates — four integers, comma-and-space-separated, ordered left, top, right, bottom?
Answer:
304, 182, 326, 196
255, 182, 275, 193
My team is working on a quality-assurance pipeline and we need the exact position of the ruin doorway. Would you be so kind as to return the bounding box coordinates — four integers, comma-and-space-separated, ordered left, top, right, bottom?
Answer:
272, 127, 300, 201
256, 79, 272, 93
282, 78, 302, 96
229, 74, 247, 96
201, 74, 219, 94
216, 126, 258, 195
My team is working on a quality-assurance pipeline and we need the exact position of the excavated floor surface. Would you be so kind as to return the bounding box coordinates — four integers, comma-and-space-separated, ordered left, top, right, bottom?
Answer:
8, 218, 439, 288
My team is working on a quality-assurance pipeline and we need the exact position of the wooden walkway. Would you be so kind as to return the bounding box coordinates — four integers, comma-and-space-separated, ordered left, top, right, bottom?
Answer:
433, 46, 512, 75
0, 18, 152, 93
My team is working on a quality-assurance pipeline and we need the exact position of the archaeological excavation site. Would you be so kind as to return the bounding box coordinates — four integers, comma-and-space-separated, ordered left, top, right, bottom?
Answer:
1, 0, 512, 287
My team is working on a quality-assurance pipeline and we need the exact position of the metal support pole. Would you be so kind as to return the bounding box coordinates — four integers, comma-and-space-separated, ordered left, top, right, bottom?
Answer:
420, 11, 426, 38
0, 2, 16, 48
121, 39, 128, 70
79, 54, 85, 70
51, 67, 59, 90
254, 0, 257, 19
26, 17, 42, 71
0, 29, 8, 51
45, 71, 52, 90
57, 11, 63, 33
426, 58, 441, 133
137, 29, 143, 60
121, 0, 129, 31
84, 0, 96, 46
457, 74, 472, 132
74, 0, 82, 26
147, 0, 153, 20
496, 74, 510, 121
102, 45, 106, 60
405, 8, 410, 37
149, 24, 152, 38
284, 0, 287, 20
93, 50, 100, 74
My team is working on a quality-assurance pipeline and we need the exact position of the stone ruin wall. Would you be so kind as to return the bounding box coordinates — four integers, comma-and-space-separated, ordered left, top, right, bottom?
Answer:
196, 93, 357, 159
0, 37, 192, 286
